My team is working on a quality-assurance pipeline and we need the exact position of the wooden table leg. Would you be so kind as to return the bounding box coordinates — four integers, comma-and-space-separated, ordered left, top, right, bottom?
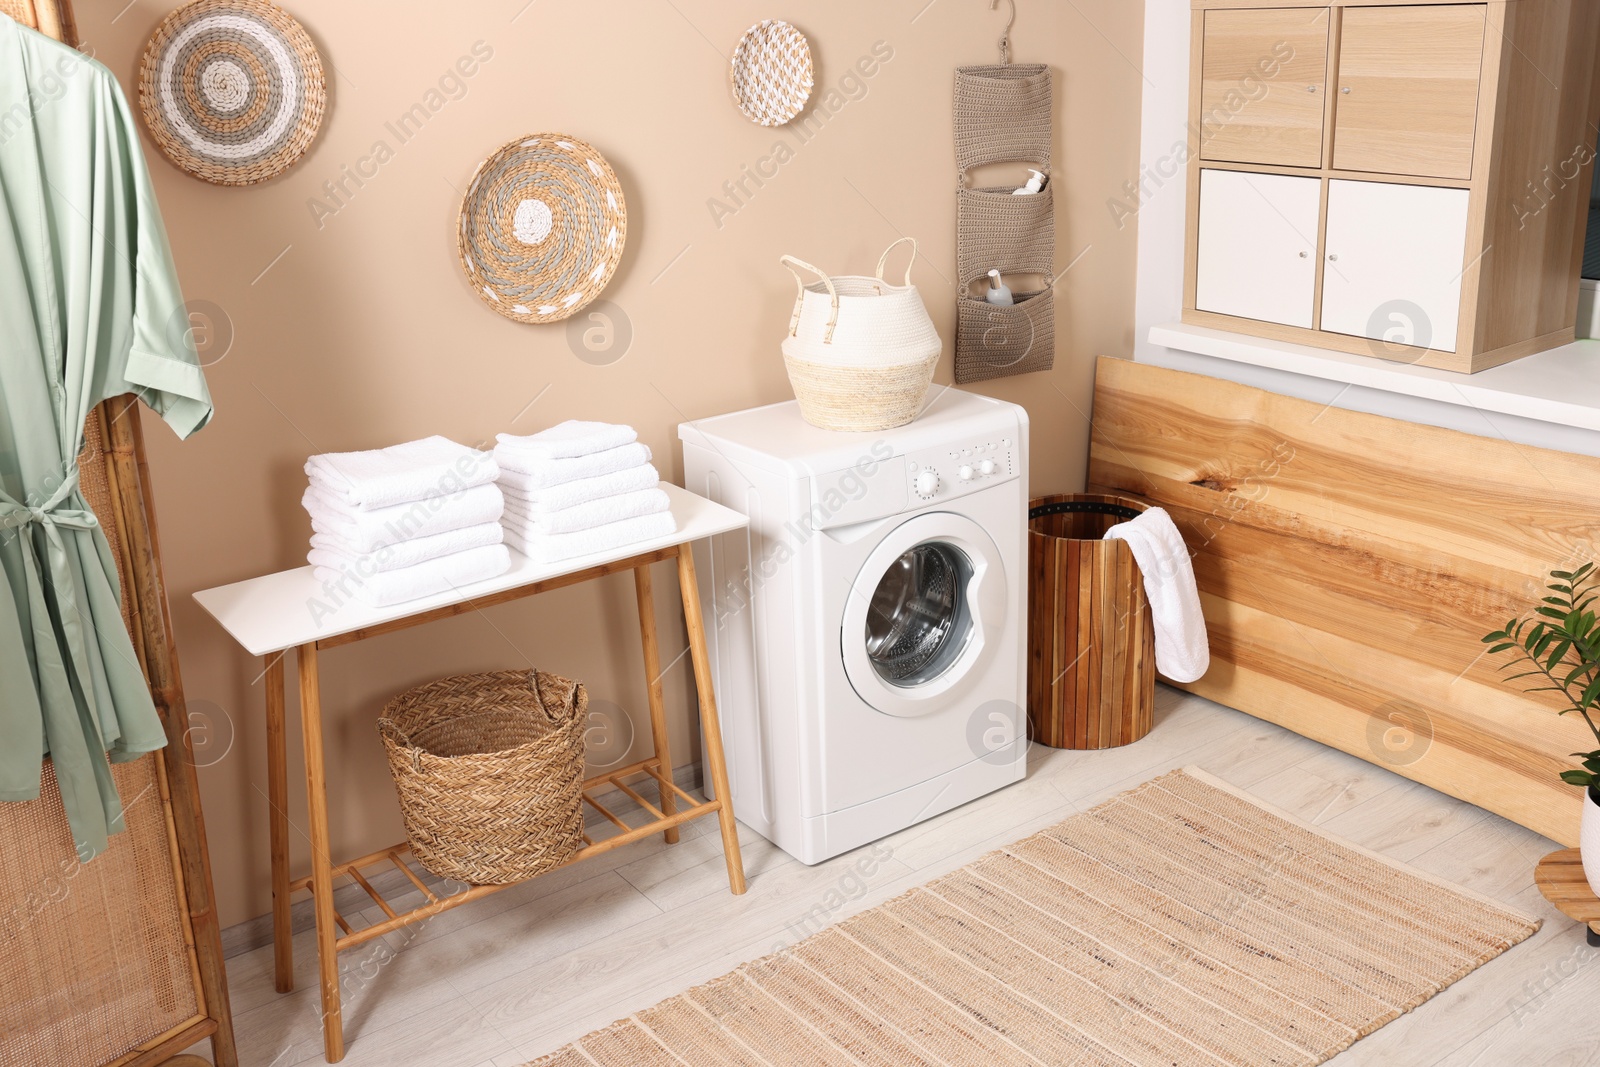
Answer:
297, 642, 344, 1061
264, 653, 293, 994
633, 564, 679, 844
675, 546, 746, 895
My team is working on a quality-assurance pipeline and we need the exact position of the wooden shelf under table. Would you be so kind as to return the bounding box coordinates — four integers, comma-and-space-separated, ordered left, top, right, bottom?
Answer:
291, 757, 720, 952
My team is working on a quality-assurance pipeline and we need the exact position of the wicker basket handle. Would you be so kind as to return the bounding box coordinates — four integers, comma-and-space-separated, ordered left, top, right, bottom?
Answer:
875, 237, 919, 287
528, 669, 586, 726
376, 717, 424, 772
780, 254, 840, 344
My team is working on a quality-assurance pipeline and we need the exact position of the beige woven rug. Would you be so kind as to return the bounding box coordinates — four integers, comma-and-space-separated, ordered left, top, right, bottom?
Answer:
528, 768, 1539, 1066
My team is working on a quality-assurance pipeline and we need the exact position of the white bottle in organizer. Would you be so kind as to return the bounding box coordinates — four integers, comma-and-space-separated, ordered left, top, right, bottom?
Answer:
1013, 169, 1046, 195
985, 269, 1015, 305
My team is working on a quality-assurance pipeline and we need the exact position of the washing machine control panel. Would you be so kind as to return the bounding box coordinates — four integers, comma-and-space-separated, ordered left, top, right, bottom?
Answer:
907, 435, 1020, 501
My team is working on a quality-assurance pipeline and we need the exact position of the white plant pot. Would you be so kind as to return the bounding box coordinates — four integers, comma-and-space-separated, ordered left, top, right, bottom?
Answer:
1584, 786, 1600, 898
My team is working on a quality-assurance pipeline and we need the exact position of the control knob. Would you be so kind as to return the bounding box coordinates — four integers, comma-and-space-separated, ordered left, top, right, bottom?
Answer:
978, 458, 998, 476
915, 469, 940, 496
957, 464, 975, 481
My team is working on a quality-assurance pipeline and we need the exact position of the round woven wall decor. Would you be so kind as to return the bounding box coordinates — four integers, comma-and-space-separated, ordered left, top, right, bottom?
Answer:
457, 134, 628, 325
729, 19, 814, 127
137, 0, 325, 186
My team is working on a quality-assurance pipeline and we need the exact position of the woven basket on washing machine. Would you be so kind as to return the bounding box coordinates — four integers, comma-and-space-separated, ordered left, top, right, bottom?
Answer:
779, 238, 942, 432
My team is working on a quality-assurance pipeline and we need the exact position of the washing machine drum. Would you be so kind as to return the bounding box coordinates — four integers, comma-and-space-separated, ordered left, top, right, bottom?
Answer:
843, 512, 1007, 718
864, 543, 972, 686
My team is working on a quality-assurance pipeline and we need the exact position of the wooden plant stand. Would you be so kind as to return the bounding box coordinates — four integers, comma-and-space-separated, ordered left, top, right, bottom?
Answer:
1535, 849, 1600, 948
196, 486, 748, 1061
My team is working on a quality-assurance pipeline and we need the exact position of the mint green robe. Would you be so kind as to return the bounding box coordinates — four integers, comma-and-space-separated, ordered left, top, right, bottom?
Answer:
1, 17, 212, 860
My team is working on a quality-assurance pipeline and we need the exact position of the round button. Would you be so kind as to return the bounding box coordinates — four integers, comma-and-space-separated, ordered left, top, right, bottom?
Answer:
915, 470, 940, 496
957, 465, 974, 481
978, 459, 997, 475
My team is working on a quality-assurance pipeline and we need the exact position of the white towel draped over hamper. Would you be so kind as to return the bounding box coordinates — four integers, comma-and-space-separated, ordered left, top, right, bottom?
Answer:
1103, 507, 1210, 683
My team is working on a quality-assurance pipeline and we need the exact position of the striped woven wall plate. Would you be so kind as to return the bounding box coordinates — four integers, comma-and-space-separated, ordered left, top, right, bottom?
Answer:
137, 0, 325, 186
457, 134, 628, 325
729, 19, 814, 127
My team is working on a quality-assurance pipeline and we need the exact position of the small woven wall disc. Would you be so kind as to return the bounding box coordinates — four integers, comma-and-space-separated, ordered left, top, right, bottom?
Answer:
458, 134, 628, 325
729, 19, 814, 127
137, 0, 325, 186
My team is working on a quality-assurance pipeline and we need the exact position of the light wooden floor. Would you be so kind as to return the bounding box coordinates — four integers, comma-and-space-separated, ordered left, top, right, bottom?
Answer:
201, 688, 1600, 1067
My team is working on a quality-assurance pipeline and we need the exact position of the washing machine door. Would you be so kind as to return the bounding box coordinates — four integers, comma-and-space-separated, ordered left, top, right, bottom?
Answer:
841, 511, 1006, 718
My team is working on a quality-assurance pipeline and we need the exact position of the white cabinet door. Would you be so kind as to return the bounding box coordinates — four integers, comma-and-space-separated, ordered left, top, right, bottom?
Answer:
1320, 179, 1470, 352
1195, 169, 1321, 328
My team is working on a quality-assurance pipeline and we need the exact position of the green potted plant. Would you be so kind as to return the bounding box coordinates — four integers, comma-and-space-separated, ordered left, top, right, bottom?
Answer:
1484, 563, 1600, 896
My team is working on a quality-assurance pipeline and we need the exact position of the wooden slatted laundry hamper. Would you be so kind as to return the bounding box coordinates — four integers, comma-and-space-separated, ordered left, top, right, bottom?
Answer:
0, 9, 236, 1064
1027, 494, 1155, 750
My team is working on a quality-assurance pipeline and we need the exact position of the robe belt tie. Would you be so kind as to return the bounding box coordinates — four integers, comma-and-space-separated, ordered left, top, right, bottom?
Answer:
0, 470, 99, 532
1, 467, 120, 861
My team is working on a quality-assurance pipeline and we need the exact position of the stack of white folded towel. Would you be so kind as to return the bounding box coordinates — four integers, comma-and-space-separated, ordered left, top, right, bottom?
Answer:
495, 421, 674, 563
302, 436, 511, 607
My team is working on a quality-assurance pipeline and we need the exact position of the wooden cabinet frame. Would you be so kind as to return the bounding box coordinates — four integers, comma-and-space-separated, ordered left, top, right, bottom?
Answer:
1183, 0, 1600, 372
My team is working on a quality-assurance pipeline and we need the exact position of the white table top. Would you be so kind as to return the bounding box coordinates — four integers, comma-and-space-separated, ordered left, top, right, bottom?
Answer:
193, 483, 748, 657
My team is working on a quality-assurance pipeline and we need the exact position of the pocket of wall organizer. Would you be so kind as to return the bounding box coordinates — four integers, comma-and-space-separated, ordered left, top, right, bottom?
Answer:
955, 64, 1052, 173
957, 183, 1055, 283
955, 288, 1056, 381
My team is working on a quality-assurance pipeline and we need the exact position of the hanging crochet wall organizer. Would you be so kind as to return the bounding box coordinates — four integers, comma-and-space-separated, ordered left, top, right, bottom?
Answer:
729, 18, 814, 126
137, 0, 325, 186
953, 4, 1056, 383
457, 133, 629, 325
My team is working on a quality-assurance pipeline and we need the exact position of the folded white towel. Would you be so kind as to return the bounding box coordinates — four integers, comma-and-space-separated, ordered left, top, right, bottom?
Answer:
313, 544, 511, 608
496, 421, 637, 461
505, 512, 677, 565
303, 482, 505, 554
499, 462, 660, 511
1104, 507, 1210, 683
493, 442, 653, 488
306, 436, 498, 510
308, 521, 504, 573
503, 487, 670, 536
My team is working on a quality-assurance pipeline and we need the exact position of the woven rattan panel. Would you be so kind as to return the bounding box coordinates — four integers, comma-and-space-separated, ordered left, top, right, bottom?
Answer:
0, 1, 39, 25
0, 757, 198, 1064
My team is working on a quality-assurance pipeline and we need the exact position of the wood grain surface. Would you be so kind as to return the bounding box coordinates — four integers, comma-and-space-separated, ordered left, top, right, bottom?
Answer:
1027, 495, 1156, 750
1330, 5, 1485, 180
1088, 356, 1597, 845
1534, 847, 1600, 931
1198, 7, 1330, 169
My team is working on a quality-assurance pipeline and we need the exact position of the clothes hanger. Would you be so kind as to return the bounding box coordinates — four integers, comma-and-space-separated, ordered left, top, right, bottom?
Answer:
991, 0, 1016, 65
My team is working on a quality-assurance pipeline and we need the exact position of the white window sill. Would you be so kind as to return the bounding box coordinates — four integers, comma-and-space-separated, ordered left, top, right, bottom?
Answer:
1147, 321, 1600, 434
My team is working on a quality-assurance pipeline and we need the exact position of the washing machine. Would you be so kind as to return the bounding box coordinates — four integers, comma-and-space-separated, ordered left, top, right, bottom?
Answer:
678, 387, 1028, 864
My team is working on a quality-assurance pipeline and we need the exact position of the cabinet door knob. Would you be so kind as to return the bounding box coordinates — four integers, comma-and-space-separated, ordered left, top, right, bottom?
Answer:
1340, 86, 1351, 94
1307, 85, 1318, 93
1298, 251, 1309, 258
1327, 253, 1339, 262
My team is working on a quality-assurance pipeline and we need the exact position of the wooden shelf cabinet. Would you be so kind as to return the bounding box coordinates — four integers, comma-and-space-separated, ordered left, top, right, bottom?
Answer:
1184, 0, 1600, 373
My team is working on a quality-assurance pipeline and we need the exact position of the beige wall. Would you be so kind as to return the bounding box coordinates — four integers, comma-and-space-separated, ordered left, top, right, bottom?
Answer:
75, 0, 1144, 928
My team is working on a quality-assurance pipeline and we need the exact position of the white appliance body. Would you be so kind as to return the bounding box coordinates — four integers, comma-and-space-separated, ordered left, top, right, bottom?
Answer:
679, 388, 1029, 864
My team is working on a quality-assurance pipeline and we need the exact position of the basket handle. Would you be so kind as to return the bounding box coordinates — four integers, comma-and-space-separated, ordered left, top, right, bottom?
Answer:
527, 669, 585, 727
876, 237, 919, 287
780, 254, 840, 344
376, 717, 424, 772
